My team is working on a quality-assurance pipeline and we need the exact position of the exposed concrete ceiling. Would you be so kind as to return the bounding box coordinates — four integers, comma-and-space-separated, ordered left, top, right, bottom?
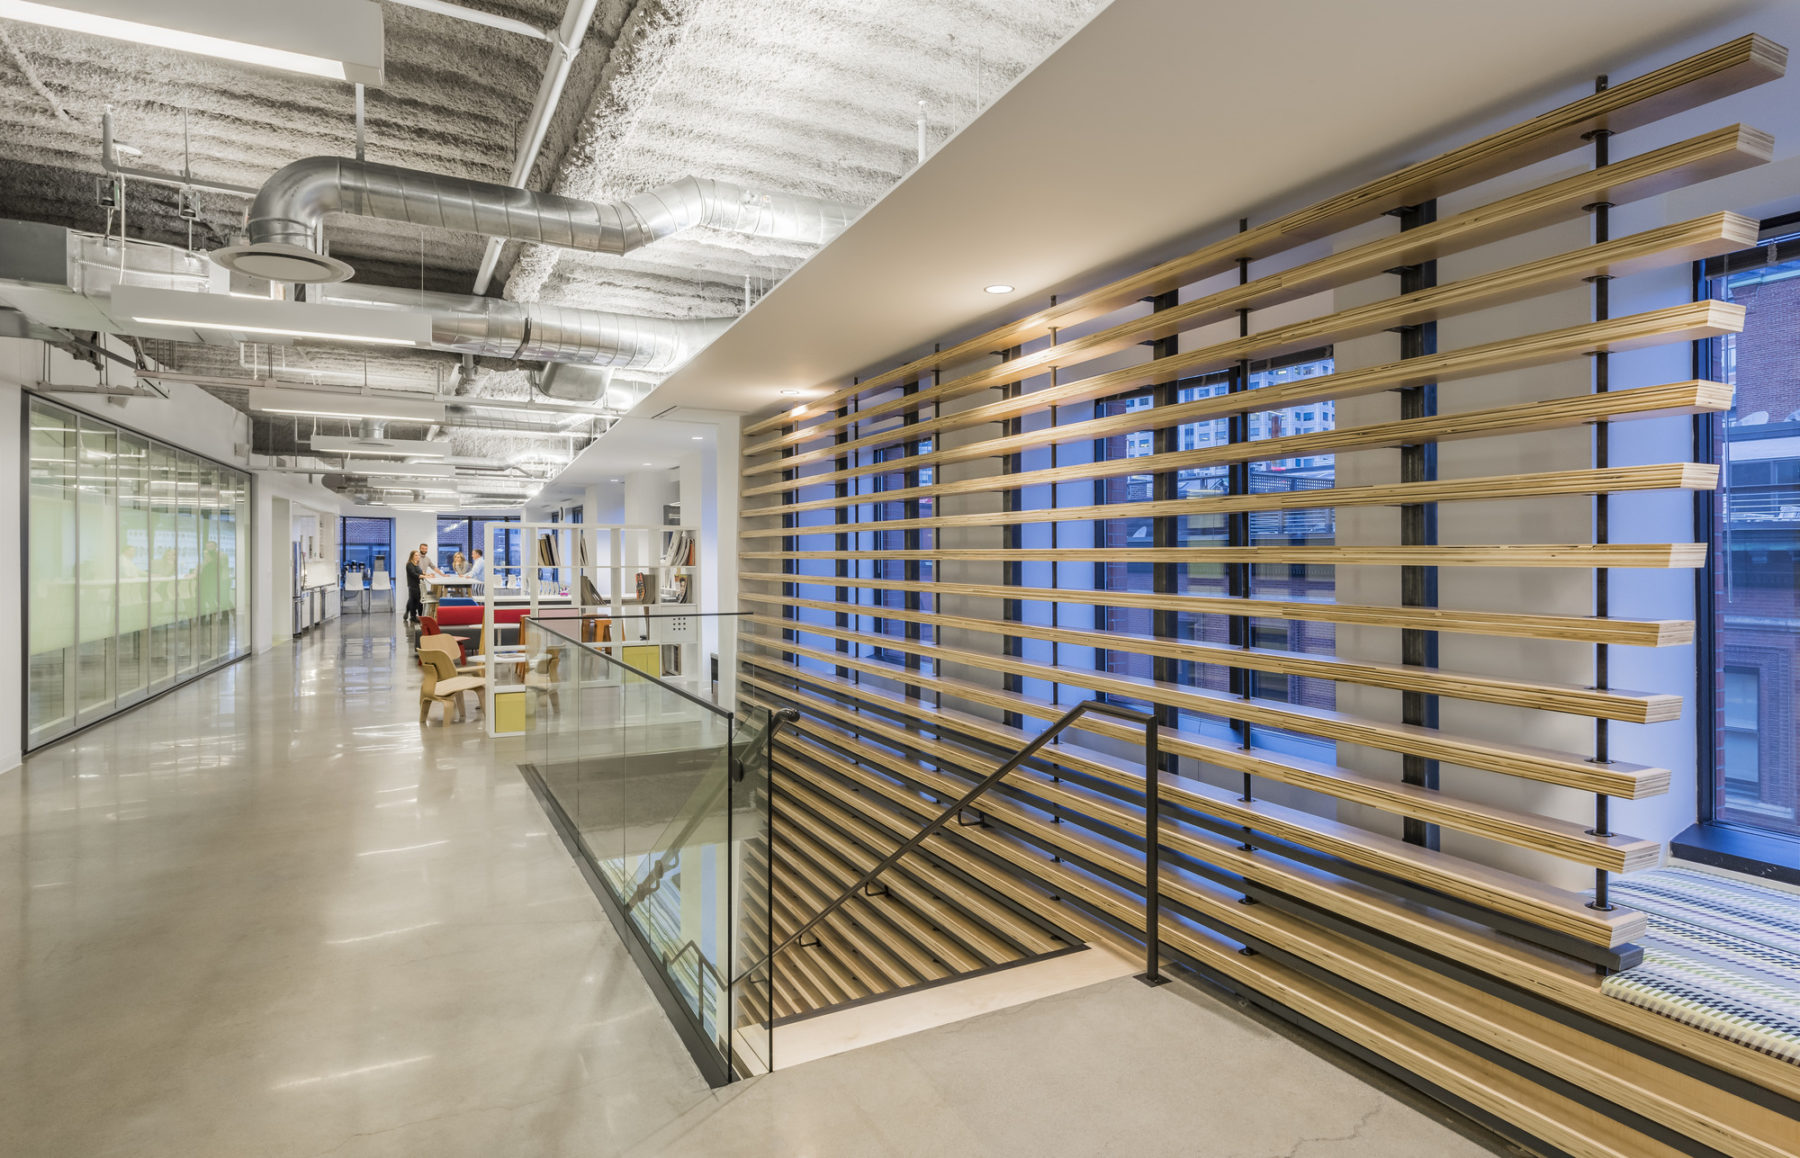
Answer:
636, 0, 1763, 419
0, 0, 1102, 494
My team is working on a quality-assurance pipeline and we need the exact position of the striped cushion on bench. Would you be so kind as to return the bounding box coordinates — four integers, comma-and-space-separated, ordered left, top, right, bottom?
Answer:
1599, 867, 1800, 1066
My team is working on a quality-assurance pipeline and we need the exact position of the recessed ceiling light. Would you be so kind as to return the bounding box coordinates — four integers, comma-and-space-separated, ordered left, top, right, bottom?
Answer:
984, 284, 1014, 295
642, 462, 653, 467
690, 435, 703, 440
778, 388, 804, 397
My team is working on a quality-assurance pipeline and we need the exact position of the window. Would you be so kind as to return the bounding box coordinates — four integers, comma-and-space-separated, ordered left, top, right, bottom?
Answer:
340, 516, 393, 580
437, 515, 522, 585
1700, 226, 1800, 838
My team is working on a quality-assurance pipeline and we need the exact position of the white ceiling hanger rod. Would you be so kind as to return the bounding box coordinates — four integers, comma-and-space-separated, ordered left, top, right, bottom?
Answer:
471, 0, 600, 295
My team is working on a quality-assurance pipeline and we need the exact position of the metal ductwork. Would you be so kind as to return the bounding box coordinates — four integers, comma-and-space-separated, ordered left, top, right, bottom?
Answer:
320, 284, 732, 373
213, 157, 859, 283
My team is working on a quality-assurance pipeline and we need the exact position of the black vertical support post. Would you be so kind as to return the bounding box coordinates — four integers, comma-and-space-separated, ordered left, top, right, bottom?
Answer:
1228, 221, 1254, 807
780, 426, 798, 666
1587, 75, 1616, 916
901, 378, 923, 700
1138, 718, 1168, 986
833, 389, 854, 682
1000, 346, 1025, 729
931, 356, 944, 712
1394, 199, 1441, 850
1049, 313, 1061, 706
1150, 291, 1181, 774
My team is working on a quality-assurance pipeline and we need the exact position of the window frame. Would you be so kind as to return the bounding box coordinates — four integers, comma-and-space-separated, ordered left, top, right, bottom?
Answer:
1683, 224, 1800, 883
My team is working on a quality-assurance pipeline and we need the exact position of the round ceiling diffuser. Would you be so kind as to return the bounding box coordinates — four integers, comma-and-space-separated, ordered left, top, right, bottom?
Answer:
210, 241, 354, 284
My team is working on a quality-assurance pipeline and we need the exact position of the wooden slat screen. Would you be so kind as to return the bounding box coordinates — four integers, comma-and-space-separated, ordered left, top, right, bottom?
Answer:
735, 31, 1800, 1147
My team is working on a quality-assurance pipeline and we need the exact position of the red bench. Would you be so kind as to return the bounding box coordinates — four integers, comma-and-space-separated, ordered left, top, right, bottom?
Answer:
431, 605, 532, 649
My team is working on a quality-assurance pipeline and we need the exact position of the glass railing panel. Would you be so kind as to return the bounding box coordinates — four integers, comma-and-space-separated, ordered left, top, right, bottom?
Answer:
518, 613, 755, 1082
729, 704, 775, 1076
620, 676, 732, 1047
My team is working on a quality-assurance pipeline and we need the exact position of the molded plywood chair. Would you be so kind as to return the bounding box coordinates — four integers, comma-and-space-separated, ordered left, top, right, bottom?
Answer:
418, 648, 485, 724
418, 633, 481, 676
418, 616, 466, 662
524, 646, 563, 714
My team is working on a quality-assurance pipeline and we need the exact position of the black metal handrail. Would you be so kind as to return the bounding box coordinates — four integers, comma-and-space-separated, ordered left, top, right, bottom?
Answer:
734, 699, 1166, 988
665, 938, 727, 1006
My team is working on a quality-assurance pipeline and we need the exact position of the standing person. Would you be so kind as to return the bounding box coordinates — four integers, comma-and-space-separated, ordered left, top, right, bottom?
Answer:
418, 543, 443, 576
403, 549, 425, 624
467, 548, 486, 596
450, 551, 468, 576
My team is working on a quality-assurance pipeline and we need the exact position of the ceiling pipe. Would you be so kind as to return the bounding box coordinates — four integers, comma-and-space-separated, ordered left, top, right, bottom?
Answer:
471, 0, 601, 296
215, 160, 857, 283
321, 283, 733, 372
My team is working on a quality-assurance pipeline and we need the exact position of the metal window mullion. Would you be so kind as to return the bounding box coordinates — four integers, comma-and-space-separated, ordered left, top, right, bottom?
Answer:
901, 378, 923, 699
1229, 220, 1254, 799
1587, 77, 1618, 918
779, 425, 798, 668
1150, 290, 1180, 774
833, 391, 852, 682
1000, 345, 1025, 730
1394, 198, 1441, 851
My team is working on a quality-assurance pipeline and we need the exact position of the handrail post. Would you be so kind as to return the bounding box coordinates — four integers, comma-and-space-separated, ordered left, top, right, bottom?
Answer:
1139, 718, 1169, 987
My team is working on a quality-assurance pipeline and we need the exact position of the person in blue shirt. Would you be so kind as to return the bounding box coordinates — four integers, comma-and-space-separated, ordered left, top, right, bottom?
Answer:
467, 548, 487, 596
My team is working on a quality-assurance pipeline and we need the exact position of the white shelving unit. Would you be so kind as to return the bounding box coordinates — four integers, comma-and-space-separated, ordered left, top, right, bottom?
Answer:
482, 520, 704, 735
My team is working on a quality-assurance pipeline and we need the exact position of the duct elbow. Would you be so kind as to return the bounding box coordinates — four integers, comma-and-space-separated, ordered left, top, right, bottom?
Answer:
624, 177, 857, 248
247, 157, 350, 249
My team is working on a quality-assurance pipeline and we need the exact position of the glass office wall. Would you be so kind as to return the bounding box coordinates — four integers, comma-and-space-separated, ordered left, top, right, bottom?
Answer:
25, 397, 250, 749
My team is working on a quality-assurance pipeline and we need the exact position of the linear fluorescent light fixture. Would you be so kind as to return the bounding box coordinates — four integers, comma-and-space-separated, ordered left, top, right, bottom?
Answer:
0, 0, 385, 85
341, 460, 455, 478
110, 286, 428, 348
311, 435, 450, 458
248, 387, 444, 425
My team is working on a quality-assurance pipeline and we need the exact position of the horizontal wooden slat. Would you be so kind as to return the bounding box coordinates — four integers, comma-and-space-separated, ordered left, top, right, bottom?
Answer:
772, 730, 1796, 1156
746, 215, 1753, 472
745, 125, 1765, 461
745, 464, 1717, 541
756, 693, 1800, 1115
775, 813, 975, 977
741, 656, 1659, 881
749, 684, 1643, 948
744, 35, 1783, 439
740, 597, 1681, 723
741, 572, 1693, 648
749, 302, 1739, 480
777, 776, 1061, 958
767, 725, 1702, 1158
748, 383, 1731, 513
749, 630, 1667, 799
743, 543, 1708, 570
748, 361, 1728, 493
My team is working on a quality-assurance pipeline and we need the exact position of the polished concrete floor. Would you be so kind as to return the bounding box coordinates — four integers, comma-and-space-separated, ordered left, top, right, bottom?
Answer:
0, 617, 1502, 1157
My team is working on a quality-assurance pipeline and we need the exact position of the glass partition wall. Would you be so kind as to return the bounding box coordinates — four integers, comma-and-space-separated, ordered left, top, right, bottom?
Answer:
25, 396, 250, 749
